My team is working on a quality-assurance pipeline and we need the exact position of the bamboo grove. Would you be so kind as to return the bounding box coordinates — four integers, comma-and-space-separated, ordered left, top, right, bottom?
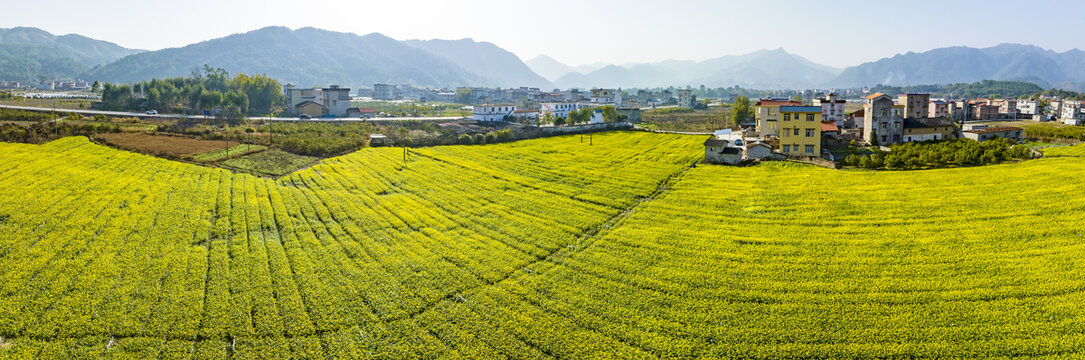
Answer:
1, 132, 1084, 358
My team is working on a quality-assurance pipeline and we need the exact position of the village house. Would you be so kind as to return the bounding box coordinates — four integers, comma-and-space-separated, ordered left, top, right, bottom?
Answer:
863, 93, 904, 145
346, 107, 378, 118
704, 131, 744, 165
961, 126, 1024, 141
779, 106, 823, 156
755, 99, 803, 138
512, 109, 540, 122
898, 94, 930, 119
813, 93, 846, 128
473, 104, 516, 121
1062, 103, 1085, 125
590, 88, 621, 105
929, 101, 949, 118
284, 84, 352, 117
973, 103, 998, 120
903, 117, 956, 142
540, 102, 578, 119
1016, 100, 1039, 115
677, 89, 696, 109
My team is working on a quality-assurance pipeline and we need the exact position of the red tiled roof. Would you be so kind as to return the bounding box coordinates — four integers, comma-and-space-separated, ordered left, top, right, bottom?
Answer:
820, 122, 839, 132
357, 107, 377, 112
755, 100, 802, 106
866, 93, 889, 100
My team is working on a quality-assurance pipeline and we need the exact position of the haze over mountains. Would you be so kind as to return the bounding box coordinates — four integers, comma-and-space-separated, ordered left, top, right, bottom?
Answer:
3, 26, 1085, 91
0, 27, 142, 81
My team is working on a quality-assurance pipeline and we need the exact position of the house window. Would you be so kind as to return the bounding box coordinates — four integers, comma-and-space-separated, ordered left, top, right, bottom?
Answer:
805, 145, 814, 154
783, 145, 790, 152
806, 114, 815, 121
784, 114, 791, 121
793, 129, 799, 136
882, 110, 888, 116
805, 129, 814, 137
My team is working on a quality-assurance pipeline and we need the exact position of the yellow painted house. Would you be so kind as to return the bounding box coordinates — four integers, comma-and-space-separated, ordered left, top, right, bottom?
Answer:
778, 106, 823, 156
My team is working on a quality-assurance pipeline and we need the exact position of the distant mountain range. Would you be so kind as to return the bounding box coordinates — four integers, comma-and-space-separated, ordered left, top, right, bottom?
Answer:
0, 27, 142, 82
832, 44, 1085, 91
5, 26, 1085, 91
529, 49, 843, 89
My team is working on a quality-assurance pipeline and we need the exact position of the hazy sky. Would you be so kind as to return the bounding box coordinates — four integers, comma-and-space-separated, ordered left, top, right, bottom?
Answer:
3, 0, 1082, 68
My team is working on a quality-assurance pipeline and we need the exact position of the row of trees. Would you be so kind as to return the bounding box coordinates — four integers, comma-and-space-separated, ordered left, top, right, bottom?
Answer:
534, 106, 625, 126
100, 65, 283, 119
843, 138, 1032, 170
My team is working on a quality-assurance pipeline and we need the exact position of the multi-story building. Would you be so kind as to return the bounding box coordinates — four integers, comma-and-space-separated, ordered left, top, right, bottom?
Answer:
952, 100, 972, 121
540, 102, 579, 119
778, 106, 823, 156
897, 94, 930, 119
321, 85, 351, 117
676, 89, 696, 109
755, 100, 803, 138
929, 101, 949, 118
473, 104, 517, 122
864, 93, 904, 145
973, 104, 998, 120
1016, 100, 1039, 115
373, 84, 396, 100
962, 126, 1024, 141
993, 99, 1018, 115
590, 88, 621, 105
1049, 100, 1063, 116
813, 93, 846, 128
1061, 103, 1085, 125
284, 84, 320, 115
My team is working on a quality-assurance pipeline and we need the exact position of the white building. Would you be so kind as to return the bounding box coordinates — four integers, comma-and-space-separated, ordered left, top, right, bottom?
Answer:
677, 89, 695, 108
590, 89, 621, 106
322, 85, 352, 117
473, 105, 516, 122
540, 102, 579, 119
590, 109, 605, 124
373, 84, 396, 100
1016, 100, 1039, 115
813, 93, 846, 127
284, 84, 321, 115
1062, 103, 1085, 125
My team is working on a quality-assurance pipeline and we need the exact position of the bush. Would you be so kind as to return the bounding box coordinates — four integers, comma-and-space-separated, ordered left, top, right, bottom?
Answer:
848, 138, 1029, 170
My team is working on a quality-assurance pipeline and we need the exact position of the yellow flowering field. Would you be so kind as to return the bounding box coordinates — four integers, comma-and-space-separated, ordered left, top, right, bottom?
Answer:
0, 132, 1083, 358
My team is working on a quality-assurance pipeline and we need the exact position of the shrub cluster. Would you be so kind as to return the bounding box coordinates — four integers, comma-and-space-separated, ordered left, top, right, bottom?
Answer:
843, 138, 1031, 170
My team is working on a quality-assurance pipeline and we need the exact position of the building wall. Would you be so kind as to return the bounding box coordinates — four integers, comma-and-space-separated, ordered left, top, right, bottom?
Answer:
297, 102, 324, 117
903, 126, 953, 143
963, 129, 1023, 141
473, 105, 516, 121
814, 94, 846, 127
864, 97, 904, 145
929, 102, 949, 118
973, 105, 998, 120
757, 106, 782, 137
779, 110, 822, 156
322, 88, 351, 117
898, 94, 930, 119
677, 90, 695, 109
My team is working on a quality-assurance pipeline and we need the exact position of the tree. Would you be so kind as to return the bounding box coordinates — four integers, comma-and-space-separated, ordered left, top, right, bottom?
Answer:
869, 129, 879, 147
91, 81, 100, 93
730, 95, 754, 128
454, 89, 475, 105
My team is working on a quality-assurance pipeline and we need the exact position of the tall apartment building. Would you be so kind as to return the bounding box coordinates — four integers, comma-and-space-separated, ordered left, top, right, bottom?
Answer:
676, 89, 695, 109
929, 101, 950, 118
897, 94, 930, 119
864, 93, 904, 145
778, 106, 823, 156
813, 93, 846, 128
